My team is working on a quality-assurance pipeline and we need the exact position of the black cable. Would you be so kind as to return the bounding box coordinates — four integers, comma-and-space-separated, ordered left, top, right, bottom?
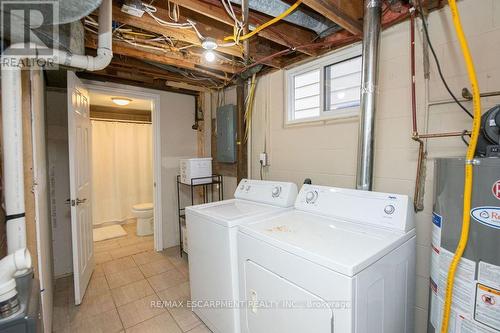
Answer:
259, 161, 263, 180
461, 130, 470, 146
416, 1, 473, 118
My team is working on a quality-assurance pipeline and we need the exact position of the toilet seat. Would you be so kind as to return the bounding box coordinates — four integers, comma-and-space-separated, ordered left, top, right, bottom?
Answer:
132, 203, 153, 211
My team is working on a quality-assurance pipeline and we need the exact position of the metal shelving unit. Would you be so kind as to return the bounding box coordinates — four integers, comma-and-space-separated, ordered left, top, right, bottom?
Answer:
176, 175, 223, 256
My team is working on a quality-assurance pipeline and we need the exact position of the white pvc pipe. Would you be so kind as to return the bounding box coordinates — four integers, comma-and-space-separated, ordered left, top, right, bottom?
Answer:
1, 0, 113, 254
2, 67, 26, 254
0, 248, 32, 302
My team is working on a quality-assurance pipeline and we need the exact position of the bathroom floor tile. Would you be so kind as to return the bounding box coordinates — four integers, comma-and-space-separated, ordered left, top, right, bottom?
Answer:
70, 308, 123, 333
167, 303, 201, 332
109, 244, 146, 260
125, 312, 182, 333
86, 275, 110, 297
107, 267, 145, 289
95, 251, 113, 264
147, 268, 187, 293
103, 257, 137, 275
70, 291, 115, 323
111, 279, 155, 307
117, 294, 166, 328
187, 324, 212, 333
139, 258, 176, 277
132, 250, 169, 266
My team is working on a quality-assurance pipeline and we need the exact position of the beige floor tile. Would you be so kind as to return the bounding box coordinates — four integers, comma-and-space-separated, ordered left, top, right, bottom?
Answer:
147, 268, 187, 293
103, 256, 137, 275
70, 291, 115, 323
137, 239, 155, 251
132, 250, 169, 266
139, 258, 175, 277
168, 304, 202, 332
118, 236, 141, 247
125, 312, 182, 333
109, 244, 146, 259
156, 281, 191, 303
86, 275, 110, 297
95, 239, 121, 252
187, 324, 213, 333
95, 251, 113, 264
70, 308, 123, 333
117, 294, 166, 328
55, 276, 73, 292
111, 279, 155, 307
93, 264, 105, 278
107, 267, 145, 289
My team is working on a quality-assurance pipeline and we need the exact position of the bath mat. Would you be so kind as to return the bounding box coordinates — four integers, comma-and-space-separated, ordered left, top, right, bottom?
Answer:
93, 225, 127, 242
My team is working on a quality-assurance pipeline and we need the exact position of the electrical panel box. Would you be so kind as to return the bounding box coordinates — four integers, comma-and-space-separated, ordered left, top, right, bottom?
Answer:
216, 104, 237, 163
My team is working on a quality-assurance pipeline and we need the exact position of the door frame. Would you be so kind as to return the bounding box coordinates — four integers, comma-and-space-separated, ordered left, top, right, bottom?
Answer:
83, 81, 163, 251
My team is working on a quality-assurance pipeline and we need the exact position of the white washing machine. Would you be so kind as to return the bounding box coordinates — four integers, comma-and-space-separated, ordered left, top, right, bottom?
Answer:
186, 179, 298, 333
238, 184, 416, 333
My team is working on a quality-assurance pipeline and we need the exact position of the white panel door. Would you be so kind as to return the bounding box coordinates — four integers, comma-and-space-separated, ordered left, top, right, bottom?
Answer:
67, 71, 94, 305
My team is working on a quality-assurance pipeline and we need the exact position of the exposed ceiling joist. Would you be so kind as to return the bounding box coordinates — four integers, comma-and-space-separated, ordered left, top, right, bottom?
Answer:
111, 2, 243, 58
170, 0, 317, 56
85, 34, 232, 80
301, 0, 363, 36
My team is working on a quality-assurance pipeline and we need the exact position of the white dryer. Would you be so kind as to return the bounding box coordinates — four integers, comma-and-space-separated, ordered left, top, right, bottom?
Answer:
238, 184, 416, 333
186, 179, 298, 333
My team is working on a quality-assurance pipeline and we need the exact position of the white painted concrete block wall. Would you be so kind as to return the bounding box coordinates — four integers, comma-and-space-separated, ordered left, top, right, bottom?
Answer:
248, 1, 500, 331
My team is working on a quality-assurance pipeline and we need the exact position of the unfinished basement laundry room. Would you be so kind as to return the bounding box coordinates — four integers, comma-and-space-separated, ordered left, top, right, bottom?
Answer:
0, 0, 499, 333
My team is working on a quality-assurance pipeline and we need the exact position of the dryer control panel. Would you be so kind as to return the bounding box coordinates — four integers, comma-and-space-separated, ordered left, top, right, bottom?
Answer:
234, 179, 298, 208
296, 185, 414, 232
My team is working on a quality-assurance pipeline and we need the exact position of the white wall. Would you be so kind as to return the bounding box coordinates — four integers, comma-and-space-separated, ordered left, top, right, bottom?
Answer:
249, 1, 500, 331
46, 88, 73, 278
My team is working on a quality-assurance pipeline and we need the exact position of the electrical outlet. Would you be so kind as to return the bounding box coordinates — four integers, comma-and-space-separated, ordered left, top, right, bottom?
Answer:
259, 152, 267, 167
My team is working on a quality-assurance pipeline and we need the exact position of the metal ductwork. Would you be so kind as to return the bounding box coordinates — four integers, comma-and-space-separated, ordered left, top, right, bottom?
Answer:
356, 0, 382, 191
229, 0, 341, 37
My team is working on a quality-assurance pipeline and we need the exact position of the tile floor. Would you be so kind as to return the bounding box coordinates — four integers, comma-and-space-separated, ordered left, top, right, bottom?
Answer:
53, 222, 210, 333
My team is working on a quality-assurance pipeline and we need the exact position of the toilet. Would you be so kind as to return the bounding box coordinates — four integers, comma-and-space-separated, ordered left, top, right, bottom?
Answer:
132, 203, 154, 236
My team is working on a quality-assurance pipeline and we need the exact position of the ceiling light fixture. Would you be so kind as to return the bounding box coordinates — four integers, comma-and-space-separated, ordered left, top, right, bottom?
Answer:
111, 97, 132, 106
204, 50, 216, 62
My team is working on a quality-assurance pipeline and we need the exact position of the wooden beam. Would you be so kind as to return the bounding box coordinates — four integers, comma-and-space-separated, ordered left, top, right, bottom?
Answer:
301, 0, 363, 36
85, 34, 232, 80
170, 0, 316, 55
111, 2, 243, 58
78, 72, 200, 95
90, 105, 152, 122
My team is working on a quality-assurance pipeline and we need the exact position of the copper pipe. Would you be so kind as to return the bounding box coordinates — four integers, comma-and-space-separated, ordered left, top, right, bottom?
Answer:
416, 131, 471, 139
410, 10, 417, 135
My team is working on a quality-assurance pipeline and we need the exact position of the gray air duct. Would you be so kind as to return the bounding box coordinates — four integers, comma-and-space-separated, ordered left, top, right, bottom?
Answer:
229, 0, 341, 37
356, 0, 382, 191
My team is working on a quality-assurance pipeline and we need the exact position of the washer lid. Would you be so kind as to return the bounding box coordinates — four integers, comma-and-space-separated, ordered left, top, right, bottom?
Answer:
239, 210, 415, 276
187, 199, 286, 227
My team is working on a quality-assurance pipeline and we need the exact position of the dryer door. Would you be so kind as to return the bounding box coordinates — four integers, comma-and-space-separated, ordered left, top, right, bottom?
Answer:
243, 260, 334, 333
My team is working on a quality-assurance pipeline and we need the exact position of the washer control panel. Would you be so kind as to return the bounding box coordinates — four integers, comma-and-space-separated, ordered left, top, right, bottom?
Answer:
296, 184, 414, 232
235, 179, 298, 208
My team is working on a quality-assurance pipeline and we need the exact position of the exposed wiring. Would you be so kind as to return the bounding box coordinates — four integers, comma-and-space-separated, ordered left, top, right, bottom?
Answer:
259, 160, 263, 180
244, 74, 257, 142
416, 0, 473, 118
439, 0, 482, 332
224, 0, 303, 42
142, 3, 193, 29
461, 130, 470, 146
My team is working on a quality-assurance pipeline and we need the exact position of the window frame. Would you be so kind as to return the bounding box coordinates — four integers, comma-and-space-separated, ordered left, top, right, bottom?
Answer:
285, 43, 362, 125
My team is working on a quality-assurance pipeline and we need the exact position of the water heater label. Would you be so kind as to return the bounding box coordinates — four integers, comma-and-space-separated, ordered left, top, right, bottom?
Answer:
493, 180, 500, 200
470, 207, 500, 229
474, 283, 500, 331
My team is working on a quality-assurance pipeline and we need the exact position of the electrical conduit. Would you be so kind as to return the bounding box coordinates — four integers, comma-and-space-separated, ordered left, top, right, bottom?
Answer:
440, 1, 482, 332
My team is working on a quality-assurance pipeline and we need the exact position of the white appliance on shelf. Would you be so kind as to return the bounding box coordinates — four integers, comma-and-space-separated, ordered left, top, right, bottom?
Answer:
180, 157, 213, 185
238, 184, 416, 333
186, 179, 298, 333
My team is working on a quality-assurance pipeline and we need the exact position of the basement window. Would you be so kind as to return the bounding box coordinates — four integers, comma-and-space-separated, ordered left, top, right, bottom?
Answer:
286, 44, 362, 124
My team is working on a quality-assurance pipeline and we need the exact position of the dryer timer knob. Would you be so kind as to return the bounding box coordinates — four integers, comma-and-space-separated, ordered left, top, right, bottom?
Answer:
272, 186, 281, 198
305, 191, 318, 204
384, 205, 395, 215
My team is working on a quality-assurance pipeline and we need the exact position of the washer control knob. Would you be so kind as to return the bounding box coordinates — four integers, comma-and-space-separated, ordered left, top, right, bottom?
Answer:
305, 191, 318, 204
245, 185, 251, 192
272, 186, 282, 198
384, 205, 395, 215
240, 184, 245, 190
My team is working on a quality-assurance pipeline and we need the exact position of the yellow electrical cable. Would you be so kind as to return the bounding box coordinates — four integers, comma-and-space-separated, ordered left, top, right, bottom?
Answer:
440, 1, 482, 332
224, 0, 303, 42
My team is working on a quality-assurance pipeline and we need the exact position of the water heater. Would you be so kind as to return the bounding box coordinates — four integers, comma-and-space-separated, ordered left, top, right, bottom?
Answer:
428, 157, 500, 333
